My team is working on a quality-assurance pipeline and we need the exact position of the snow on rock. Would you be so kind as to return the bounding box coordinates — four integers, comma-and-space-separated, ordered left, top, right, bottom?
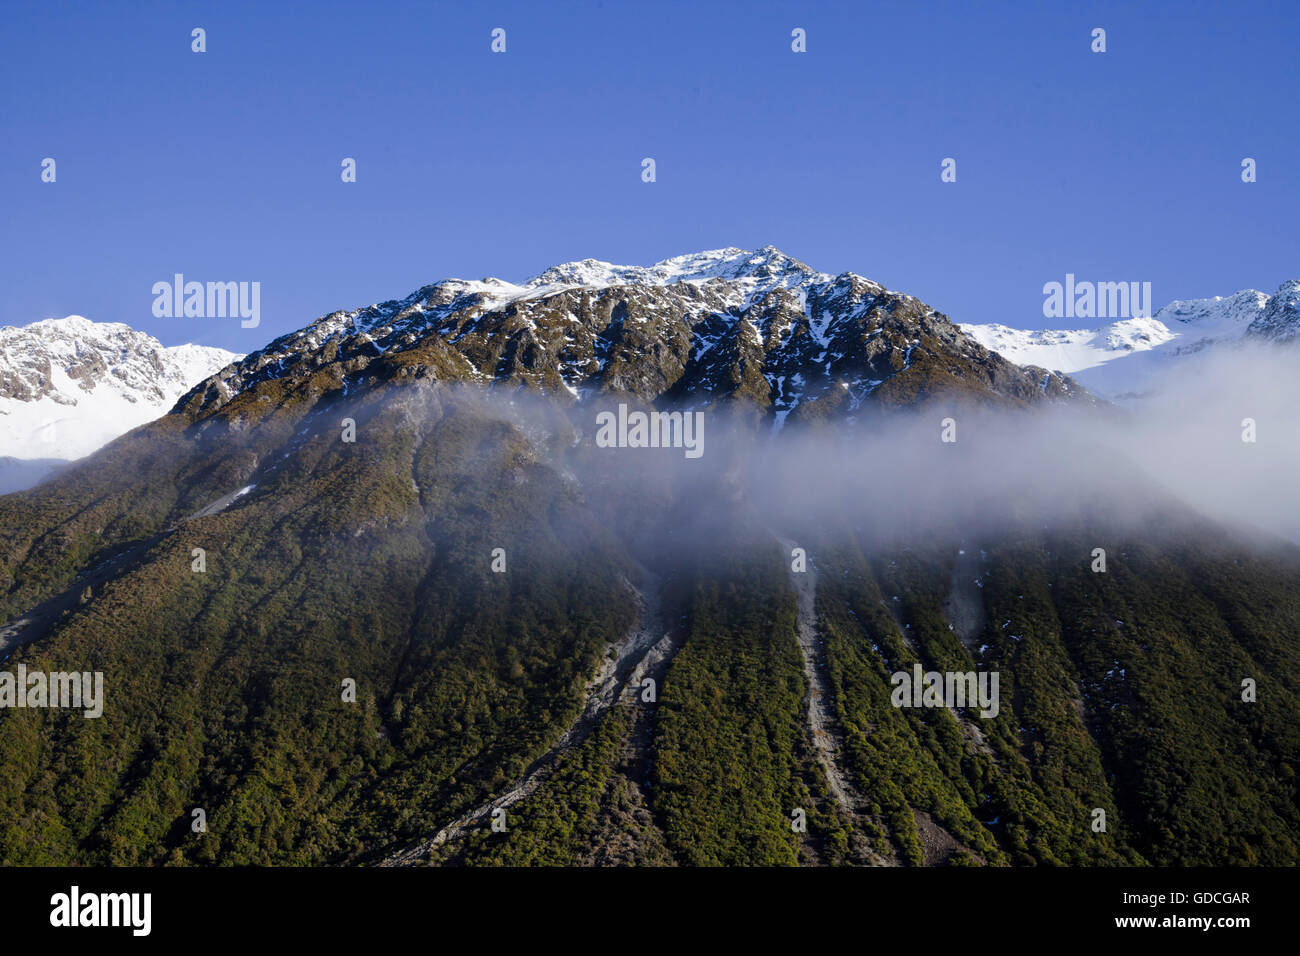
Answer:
0, 315, 239, 467
959, 285, 1298, 402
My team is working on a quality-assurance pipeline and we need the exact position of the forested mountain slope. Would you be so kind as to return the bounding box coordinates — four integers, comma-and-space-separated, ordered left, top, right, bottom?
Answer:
1, 250, 1295, 866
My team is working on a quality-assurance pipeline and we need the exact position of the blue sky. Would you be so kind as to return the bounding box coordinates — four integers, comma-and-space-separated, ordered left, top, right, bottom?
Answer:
2, 0, 1296, 352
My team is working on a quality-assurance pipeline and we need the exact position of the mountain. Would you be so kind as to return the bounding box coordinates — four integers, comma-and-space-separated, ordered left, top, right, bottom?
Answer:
0, 249, 1297, 869
0, 316, 238, 490
961, 280, 1300, 402
180, 246, 1088, 431
1245, 279, 1300, 342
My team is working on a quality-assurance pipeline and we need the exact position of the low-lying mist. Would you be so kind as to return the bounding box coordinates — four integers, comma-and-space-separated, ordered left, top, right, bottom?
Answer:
19, 339, 1296, 573
461, 341, 1300, 552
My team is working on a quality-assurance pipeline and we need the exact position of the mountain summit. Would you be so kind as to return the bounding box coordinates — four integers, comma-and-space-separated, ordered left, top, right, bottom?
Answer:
180, 247, 1086, 429
523, 246, 826, 294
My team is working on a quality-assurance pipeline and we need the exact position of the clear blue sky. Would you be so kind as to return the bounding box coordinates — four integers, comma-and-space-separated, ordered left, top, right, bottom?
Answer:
2, 0, 1296, 352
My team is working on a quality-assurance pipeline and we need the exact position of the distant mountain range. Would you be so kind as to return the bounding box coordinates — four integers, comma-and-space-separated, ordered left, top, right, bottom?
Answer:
0, 317, 237, 490
962, 280, 1300, 402
5, 254, 1296, 494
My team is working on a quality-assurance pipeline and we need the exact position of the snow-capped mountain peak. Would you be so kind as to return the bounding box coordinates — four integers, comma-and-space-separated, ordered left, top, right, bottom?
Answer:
257, 247, 859, 360
413, 246, 832, 316
1153, 289, 1270, 329
960, 281, 1298, 402
1247, 279, 1300, 342
523, 245, 828, 293
177, 247, 1087, 441
1, 315, 239, 473
962, 316, 1178, 375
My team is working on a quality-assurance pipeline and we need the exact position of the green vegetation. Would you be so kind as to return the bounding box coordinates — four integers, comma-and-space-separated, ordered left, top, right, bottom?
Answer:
0, 390, 633, 865
0, 378, 1297, 866
650, 531, 833, 865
